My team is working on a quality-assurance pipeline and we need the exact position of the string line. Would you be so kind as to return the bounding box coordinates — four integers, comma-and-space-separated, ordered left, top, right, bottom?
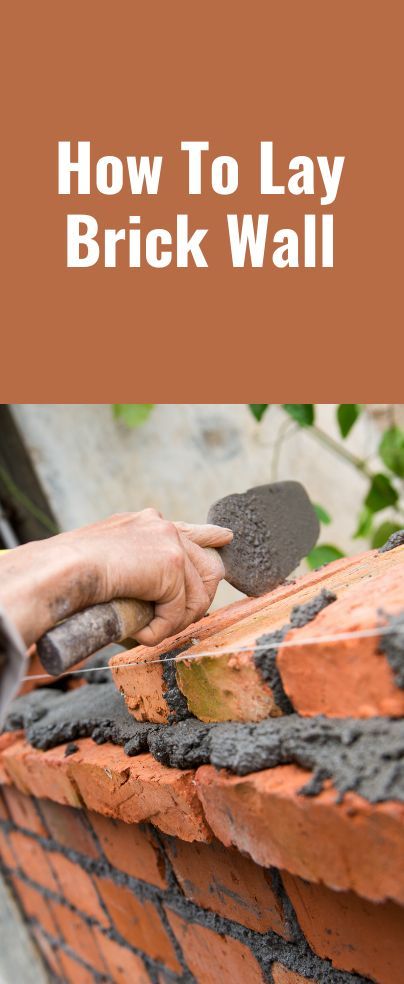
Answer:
22, 622, 404, 682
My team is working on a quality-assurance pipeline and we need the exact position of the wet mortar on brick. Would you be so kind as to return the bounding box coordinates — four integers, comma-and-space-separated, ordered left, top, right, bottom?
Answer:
254, 589, 337, 713
4, 682, 404, 802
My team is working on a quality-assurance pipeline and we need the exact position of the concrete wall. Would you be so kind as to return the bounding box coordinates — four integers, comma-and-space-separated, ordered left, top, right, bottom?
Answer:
11, 404, 390, 607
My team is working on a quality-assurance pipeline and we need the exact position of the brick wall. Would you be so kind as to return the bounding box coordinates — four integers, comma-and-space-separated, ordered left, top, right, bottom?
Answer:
1, 538, 404, 983
2, 784, 401, 984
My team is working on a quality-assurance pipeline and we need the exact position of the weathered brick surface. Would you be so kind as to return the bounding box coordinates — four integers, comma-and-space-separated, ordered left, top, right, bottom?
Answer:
57, 948, 97, 983
0, 730, 24, 783
272, 965, 317, 984
0, 827, 17, 868
49, 901, 107, 973
165, 835, 292, 937
283, 872, 404, 984
175, 543, 404, 722
166, 908, 265, 983
48, 850, 108, 924
1, 739, 82, 805
39, 799, 100, 858
2, 785, 47, 835
196, 763, 404, 903
278, 566, 404, 717
1, 738, 209, 841
68, 741, 209, 840
92, 926, 151, 983
11, 874, 58, 937
89, 812, 166, 887
8, 829, 59, 891
94, 876, 181, 971
110, 588, 291, 723
32, 925, 63, 978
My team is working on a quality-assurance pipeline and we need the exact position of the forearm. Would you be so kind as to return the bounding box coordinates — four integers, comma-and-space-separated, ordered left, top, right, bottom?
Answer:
0, 537, 92, 648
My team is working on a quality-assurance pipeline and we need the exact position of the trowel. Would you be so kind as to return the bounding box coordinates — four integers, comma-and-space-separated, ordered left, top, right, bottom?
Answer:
37, 481, 319, 677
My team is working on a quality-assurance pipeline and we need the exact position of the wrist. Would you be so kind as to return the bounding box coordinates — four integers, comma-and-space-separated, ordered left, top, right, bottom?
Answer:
0, 537, 92, 647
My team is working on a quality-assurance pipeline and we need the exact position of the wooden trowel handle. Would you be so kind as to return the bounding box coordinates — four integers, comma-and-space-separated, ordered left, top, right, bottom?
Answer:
36, 598, 154, 677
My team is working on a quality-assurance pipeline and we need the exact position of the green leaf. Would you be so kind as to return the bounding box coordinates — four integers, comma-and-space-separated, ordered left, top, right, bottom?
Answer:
282, 404, 314, 427
113, 404, 154, 427
313, 503, 331, 525
249, 404, 269, 422
364, 473, 398, 513
379, 426, 404, 478
337, 404, 361, 438
353, 507, 373, 539
371, 521, 403, 550
306, 544, 345, 569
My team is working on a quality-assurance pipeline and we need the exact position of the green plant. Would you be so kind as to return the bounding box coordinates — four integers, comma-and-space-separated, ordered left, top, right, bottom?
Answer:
113, 404, 155, 427
248, 404, 404, 565
111, 403, 404, 569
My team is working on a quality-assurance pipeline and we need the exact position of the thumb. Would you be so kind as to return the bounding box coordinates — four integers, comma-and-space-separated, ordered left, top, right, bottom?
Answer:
175, 521, 233, 549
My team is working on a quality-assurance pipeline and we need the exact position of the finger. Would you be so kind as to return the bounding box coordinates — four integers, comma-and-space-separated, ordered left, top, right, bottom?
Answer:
135, 560, 187, 645
180, 537, 224, 606
182, 553, 211, 624
175, 522, 233, 548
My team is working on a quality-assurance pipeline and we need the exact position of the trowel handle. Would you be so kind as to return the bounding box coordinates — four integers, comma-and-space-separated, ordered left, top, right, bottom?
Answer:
36, 598, 154, 677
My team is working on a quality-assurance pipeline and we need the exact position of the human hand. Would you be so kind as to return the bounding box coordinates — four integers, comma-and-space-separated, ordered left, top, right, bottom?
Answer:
0, 509, 233, 647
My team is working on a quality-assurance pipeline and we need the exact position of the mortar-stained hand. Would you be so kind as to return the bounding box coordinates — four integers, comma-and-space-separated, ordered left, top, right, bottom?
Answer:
0, 509, 233, 649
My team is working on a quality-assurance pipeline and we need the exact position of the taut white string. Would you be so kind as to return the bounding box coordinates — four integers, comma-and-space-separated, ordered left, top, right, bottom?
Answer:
21, 623, 404, 682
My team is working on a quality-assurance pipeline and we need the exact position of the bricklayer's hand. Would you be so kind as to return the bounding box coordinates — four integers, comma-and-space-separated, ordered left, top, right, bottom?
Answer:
0, 509, 233, 648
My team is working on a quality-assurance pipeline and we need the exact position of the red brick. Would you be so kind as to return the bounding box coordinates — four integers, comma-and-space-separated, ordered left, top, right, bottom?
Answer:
0, 828, 17, 868
94, 875, 181, 972
1, 740, 82, 806
175, 544, 404, 722
58, 949, 97, 983
0, 789, 9, 820
272, 965, 317, 984
49, 900, 107, 973
196, 764, 404, 904
93, 927, 151, 983
32, 926, 63, 978
166, 908, 265, 983
165, 835, 291, 936
2, 786, 47, 835
283, 872, 404, 984
11, 874, 58, 937
8, 830, 59, 891
39, 800, 99, 858
48, 851, 108, 924
110, 590, 283, 723
278, 564, 404, 717
0, 731, 24, 783
68, 741, 209, 841
89, 812, 166, 887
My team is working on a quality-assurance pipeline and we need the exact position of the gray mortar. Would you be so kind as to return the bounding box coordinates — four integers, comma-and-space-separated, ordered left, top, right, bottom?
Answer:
254, 589, 336, 713
150, 714, 404, 802
6, 682, 157, 755
207, 481, 319, 596
161, 644, 193, 723
289, 588, 336, 628
378, 609, 404, 689
378, 529, 404, 552
4, 682, 404, 802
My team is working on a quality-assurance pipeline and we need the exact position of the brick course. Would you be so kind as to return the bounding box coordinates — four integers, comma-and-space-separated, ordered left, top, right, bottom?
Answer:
1, 540, 404, 983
